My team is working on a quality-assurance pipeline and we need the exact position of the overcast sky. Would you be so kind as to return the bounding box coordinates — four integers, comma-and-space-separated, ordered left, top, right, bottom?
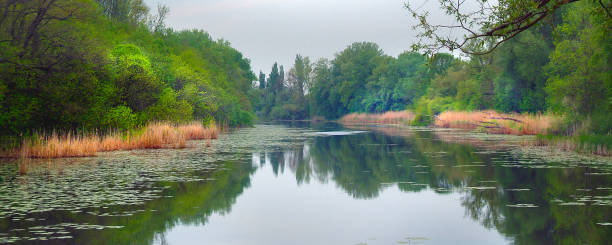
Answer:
144, 0, 444, 76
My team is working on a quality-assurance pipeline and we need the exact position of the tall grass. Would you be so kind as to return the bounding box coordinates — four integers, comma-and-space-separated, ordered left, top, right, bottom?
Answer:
3, 122, 219, 159
434, 110, 556, 135
339, 110, 415, 125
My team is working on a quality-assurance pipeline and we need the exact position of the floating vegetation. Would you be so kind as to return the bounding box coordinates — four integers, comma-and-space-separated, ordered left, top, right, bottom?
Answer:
0, 125, 318, 243
558, 202, 586, 206
507, 204, 539, 208
596, 222, 612, 226
1, 223, 122, 243
465, 186, 497, 190
1, 124, 611, 244
309, 131, 366, 136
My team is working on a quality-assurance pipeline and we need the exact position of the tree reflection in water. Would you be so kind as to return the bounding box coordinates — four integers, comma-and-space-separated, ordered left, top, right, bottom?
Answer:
260, 129, 611, 244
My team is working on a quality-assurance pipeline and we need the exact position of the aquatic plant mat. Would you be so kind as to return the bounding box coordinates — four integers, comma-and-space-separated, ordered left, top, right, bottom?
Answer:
0, 124, 610, 244
0, 125, 315, 243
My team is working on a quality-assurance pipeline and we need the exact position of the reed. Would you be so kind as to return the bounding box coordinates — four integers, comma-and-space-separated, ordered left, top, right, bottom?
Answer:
434, 110, 557, 135
339, 110, 415, 125
24, 132, 100, 158
177, 122, 218, 140
2, 122, 219, 159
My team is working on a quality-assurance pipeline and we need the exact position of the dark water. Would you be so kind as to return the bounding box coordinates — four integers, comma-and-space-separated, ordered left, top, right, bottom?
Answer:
0, 123, 611, 244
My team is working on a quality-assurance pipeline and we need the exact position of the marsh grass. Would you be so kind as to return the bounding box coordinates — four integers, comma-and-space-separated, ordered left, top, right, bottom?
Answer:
2, 122, 219, 159
339, 110, 415, 124
435, 110, 556, 135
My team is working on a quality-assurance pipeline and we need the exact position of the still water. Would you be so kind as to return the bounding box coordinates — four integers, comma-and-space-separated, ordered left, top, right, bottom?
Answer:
0, 123, 610, 244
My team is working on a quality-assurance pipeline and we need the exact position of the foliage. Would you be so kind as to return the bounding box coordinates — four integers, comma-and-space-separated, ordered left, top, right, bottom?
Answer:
405, 0, 611, 55
102, 106, 137, 131
545, 0, 612, 135
0, 0, 256, 136
259, 43, 434, 120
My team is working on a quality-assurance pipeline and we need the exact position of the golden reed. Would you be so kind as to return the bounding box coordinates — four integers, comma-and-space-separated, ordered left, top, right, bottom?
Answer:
339, 110, 415, 124
434, 110, 556, 135
4, 122, 218, 159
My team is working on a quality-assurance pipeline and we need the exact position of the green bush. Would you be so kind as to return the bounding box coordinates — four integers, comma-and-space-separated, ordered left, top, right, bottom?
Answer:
102, 106, 137, 131
145, 88, 193, 123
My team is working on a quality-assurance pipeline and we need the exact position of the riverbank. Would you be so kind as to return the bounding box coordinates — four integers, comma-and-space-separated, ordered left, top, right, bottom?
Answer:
434, 110, 555, 135
339, 110, 555, 135
337, 110, 610, 156
1, 122, 218, 159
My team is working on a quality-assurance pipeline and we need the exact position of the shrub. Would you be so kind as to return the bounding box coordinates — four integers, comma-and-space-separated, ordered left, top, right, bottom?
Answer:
102, 106, 137, 131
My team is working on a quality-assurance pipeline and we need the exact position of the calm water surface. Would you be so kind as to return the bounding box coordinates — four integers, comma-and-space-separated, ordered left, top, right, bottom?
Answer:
0, 123, 611, 244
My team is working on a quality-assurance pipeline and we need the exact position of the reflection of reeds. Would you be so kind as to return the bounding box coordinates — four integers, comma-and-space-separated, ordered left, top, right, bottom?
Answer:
435, 110, 556, 135
3, 122, 219, 159
339, 110, 415, 125
533, 135, 611, 156
18, 158, 29, 175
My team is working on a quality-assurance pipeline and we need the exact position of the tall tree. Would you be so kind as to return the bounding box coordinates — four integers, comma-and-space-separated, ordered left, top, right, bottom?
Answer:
267, 63, 280, 94
258, 71, 266, 89
279, 65, 285, 91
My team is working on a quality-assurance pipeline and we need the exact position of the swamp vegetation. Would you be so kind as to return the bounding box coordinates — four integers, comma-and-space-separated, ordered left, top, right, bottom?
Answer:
0, 0, 610, 244
0, 124, 610, 244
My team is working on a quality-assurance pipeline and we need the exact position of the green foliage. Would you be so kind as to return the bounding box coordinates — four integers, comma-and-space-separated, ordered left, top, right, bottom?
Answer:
145, 88, 193, 123
0, 0, 257, 136
545, 1, 611, 117
102, 106, 137, 131
262, 43, 434, 120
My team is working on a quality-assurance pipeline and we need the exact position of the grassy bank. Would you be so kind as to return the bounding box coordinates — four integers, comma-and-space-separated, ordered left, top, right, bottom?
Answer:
2, 122, 218, 159
338, 111, 415, 125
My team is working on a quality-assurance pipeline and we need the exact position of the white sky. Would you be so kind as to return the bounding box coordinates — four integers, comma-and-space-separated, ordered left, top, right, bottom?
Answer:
144, 0, 448, 76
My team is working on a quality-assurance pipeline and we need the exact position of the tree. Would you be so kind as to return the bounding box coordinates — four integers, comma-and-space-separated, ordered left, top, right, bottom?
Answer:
259, 71, 266, 89
267, 63, 280, 94
289, 54, 311, 95
545, 1, 611, 133
406, 0, 612, 55
94, 0, 149, 24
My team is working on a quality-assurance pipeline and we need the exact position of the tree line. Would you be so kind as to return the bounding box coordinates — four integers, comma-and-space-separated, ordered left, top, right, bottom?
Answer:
0, 0, 256, 136
255, 1, 610, 135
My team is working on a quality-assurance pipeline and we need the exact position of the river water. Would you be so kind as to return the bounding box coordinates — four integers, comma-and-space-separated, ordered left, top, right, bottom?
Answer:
0, 123, 610, 244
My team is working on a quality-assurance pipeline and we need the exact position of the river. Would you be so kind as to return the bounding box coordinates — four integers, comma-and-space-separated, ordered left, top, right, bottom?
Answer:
0, 123, 610, 244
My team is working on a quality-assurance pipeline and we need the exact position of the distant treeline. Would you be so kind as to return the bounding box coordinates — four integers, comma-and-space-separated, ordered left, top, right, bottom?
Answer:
0, 0, 256, 136
255, 1, 610, 135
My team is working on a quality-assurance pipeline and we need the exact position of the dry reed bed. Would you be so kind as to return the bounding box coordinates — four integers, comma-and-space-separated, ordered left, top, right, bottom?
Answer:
8, 122, 218, 158
434, 110, 556, 135
339, 110, 415, 124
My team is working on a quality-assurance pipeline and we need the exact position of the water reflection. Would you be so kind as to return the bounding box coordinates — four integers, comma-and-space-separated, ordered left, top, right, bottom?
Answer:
0, 124, 610, 244
261, 127, 611, 244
